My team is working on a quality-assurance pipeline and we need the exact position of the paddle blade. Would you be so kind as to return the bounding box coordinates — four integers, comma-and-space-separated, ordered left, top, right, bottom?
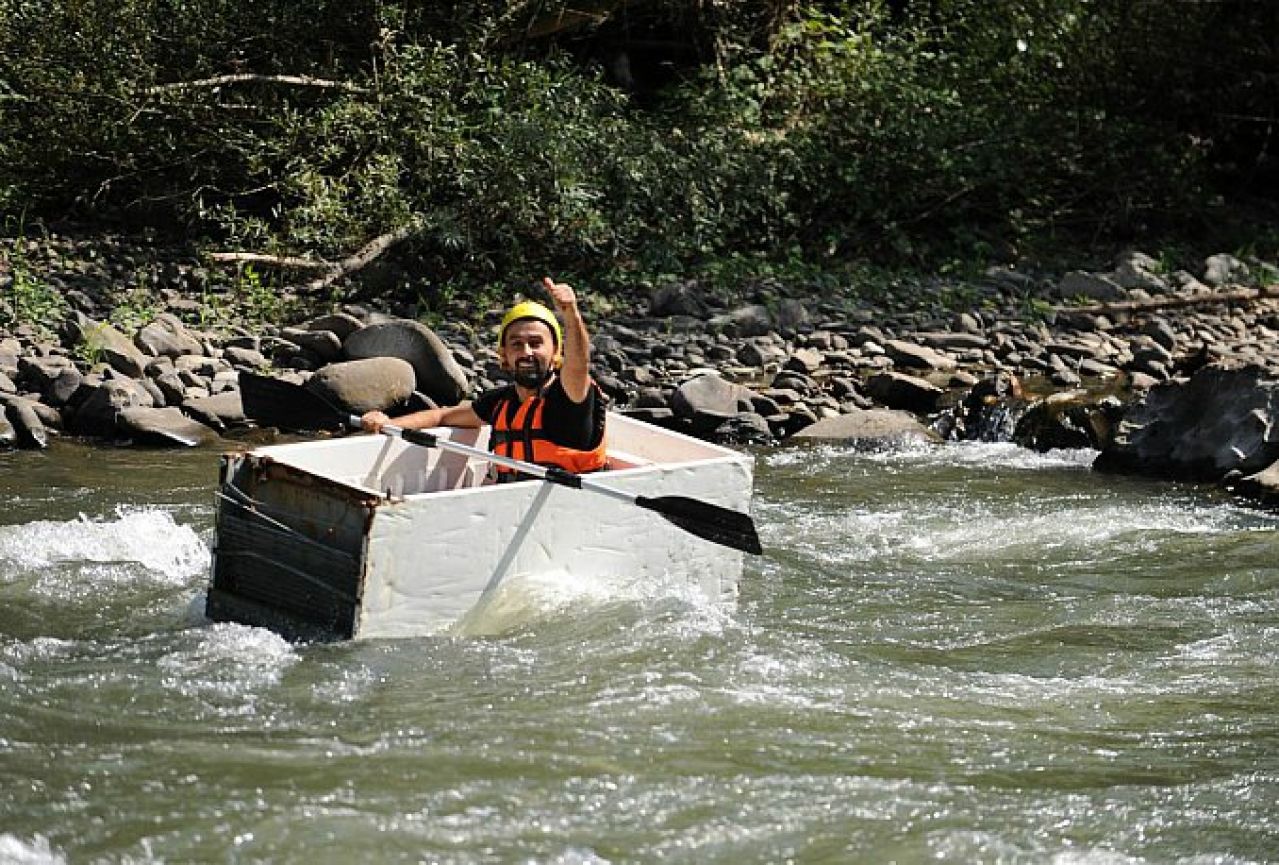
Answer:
636, 495, 763, 555
239, 372, 345, 432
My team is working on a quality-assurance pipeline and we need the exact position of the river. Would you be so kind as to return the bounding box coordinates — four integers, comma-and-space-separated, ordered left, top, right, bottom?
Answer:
1, 438, 1277, 863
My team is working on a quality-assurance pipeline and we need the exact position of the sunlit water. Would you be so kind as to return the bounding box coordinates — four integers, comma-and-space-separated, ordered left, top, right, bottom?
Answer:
1, 439, 1277, 864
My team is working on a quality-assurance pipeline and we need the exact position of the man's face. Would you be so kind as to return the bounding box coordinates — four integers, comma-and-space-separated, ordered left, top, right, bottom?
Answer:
501, 319, 559, 388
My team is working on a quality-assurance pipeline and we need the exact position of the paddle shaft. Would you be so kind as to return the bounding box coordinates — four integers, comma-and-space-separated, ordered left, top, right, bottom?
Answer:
355, 416, 648, 505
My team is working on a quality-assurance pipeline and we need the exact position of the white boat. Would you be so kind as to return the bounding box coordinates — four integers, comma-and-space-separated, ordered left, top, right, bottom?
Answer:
206, 412, 758, 639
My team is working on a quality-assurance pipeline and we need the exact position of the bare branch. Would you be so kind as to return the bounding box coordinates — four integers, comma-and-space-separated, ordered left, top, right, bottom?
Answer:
299, 222, 421, 294
144, 74, 368, 96
207, 252, 331, 272
1056, 284, 1279, 315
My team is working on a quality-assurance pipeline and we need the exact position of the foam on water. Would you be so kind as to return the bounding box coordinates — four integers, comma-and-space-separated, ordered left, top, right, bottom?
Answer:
0, 834, 67, 865
0, 506, 208, 581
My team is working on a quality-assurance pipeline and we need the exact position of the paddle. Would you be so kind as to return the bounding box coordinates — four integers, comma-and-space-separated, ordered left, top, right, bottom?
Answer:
239, 372, 763, 555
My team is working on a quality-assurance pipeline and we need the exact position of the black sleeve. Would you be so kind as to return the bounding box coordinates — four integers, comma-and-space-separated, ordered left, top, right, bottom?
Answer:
540, 378, 607, 450
471, 385, 513, 426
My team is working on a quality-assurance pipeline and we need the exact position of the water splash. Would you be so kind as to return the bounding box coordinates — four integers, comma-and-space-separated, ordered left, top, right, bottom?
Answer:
0, 506, 208, 580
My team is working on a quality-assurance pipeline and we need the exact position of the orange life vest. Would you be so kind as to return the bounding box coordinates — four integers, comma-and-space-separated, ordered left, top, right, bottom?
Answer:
489, 388, 608, 478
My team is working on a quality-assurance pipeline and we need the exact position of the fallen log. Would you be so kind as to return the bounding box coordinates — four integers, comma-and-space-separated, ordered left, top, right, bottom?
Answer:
1055, 284, 1279, 316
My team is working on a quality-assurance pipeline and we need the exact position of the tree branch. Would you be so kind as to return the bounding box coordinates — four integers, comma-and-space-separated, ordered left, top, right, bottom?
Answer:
144, 74, 368, 96
1055, 284, 1279, 315
298, 222, 421, 294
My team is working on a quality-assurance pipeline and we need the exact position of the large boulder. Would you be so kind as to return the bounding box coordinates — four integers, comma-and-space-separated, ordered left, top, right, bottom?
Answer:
670, 373, 756, 435
134, 313, 204, 358
117, 406, 221, 447
342, 319, 468, 405
791, 408, 940, 447
1094, 363, 1279, 480
1, 396, 50, 449
65, 312, 148, 378
306, 357, 418, 415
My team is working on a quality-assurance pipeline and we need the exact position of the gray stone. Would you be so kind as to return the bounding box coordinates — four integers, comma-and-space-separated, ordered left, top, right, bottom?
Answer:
307, 357, 418, 415
134, 313, 203, 358
791, 408, 940, 446
343, 319, 469, 405
182, 390, 246, 432
1058, 271, 1126, 302
66, 312, 148, 378
117, 406, 220, 447
1095, 363, 1279, 480
882, 339, 958, 372
865, 371, 945, 415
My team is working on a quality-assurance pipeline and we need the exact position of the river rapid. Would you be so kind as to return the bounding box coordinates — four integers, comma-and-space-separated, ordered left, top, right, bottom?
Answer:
1, 439, 1276, 864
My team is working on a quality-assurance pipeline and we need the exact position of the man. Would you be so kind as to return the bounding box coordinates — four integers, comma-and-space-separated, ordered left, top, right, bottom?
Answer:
360, 276, 607, 481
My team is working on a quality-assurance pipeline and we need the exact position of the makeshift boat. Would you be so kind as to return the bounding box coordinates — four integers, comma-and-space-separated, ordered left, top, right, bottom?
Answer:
206, 406, 759, 640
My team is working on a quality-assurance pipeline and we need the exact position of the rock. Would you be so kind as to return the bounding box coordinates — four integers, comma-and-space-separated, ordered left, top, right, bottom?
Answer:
303, 312, 364, 341
343, 319, 469, 405
649, 282, 708, 317
1231, 459, 1279, 506
282, 326, 343, 364
1057, 270, 1126, 302
306, 357, 418, 414
865, 371, 944, 415
712, 304, 773, 338
182, 390, 247, 432
1203, 253, 1248, 286
670, 372, 757, 435
117, 406, 220, 447
134, 313, 203, 358
1095, 363, 1279, 480
882, 339, 958, 372
791, 408, 940, 446
68, 379, 155, 437
0, 396, 48, 448
65, 312, 148, 378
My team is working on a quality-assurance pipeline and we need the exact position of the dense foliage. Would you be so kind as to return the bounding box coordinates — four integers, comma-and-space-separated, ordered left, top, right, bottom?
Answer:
2, 0, 1275, 301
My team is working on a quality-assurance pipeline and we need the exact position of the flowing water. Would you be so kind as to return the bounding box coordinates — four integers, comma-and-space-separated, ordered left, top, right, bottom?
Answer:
1, 438, 1277, 864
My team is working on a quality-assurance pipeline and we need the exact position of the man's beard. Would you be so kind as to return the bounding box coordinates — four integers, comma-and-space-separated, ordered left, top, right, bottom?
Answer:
510, 359, 553, 389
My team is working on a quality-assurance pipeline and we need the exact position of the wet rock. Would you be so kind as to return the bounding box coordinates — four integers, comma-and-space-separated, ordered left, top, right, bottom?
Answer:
865, 371, 944, 415
117, 406, 220, 447
1095, 363, 1279, 480
68, 379, 155, 437
791, 407, 940, 446
182, 390, 246, 432
670, 372, 757, 435
343, 319, 469, 405
282, 326, 343, 364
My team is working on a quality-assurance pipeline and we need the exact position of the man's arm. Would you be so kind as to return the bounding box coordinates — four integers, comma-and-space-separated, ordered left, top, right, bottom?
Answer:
360, 402, 482, 434
543, 276, 591, 403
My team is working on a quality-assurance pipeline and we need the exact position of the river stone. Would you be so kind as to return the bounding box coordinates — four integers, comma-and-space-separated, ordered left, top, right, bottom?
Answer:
282, 326, 343, 363
343, 319, 468, 405
0, 410, 14, 446
1095, 362, 1279, 480
66, 312, 148, 378
1231, 459, 1279, 506
117, 406, 220, 447
865, 371, 944, 415
134, 313, 203, 358
182, 390, 246, 432
303, 312, 364, 341
1203, 253, 1248, 286
882, 339, 958, 372
306, 357, 418, 414
649, 282, 708, 317
69, 379, 155, 437
791, 408, 940, 446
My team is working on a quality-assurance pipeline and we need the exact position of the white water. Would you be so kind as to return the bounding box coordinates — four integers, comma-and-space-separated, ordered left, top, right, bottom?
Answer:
2, 441, 1278, 863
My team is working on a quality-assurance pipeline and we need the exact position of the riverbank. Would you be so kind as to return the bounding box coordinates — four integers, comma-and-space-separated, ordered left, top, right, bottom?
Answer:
3, 230, 1279, 506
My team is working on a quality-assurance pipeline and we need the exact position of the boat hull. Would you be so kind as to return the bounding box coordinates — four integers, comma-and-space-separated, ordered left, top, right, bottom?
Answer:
207, 414, 753, 639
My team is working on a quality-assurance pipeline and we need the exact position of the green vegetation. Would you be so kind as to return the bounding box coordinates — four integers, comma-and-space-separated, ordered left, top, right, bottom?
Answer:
2, 1, 1275, 312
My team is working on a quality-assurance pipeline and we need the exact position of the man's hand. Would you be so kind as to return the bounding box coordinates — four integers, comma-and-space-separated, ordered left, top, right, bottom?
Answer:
542, 276, 577, 314
360, 410, 390, 433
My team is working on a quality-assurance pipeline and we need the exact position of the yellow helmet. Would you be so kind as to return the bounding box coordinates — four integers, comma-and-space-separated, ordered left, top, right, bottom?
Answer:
498, 301, 562, 352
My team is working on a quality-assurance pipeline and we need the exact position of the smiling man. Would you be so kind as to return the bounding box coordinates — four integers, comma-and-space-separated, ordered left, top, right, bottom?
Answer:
359, 276, 608, 481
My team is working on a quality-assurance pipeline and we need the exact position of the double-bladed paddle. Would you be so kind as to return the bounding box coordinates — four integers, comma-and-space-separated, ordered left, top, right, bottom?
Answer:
239, 372, 763, 555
